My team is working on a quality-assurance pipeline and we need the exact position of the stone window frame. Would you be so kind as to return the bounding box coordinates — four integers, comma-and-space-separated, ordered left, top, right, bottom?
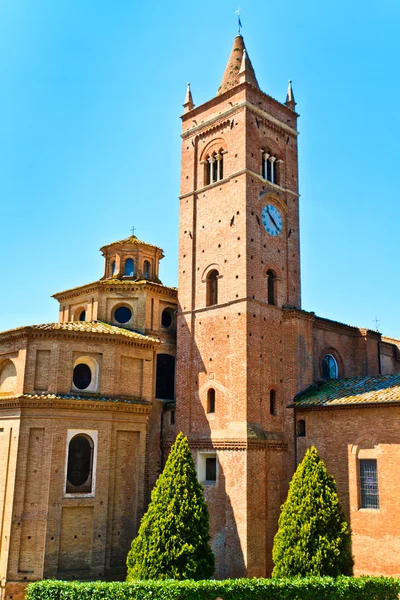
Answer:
64, 429, 98, 498
111, 302, 134, 326
71, 355, 100, 393
197, 451, 218, 485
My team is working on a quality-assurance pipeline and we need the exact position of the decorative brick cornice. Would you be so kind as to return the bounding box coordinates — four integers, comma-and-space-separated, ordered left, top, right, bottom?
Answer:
0, 394, 152, 414
179, 169, 299, 200
170, 438, 288, 452
181, 99, 298, 140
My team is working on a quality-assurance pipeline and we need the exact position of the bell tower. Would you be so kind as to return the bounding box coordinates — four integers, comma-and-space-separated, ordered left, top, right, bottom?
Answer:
176, 35, 301, 577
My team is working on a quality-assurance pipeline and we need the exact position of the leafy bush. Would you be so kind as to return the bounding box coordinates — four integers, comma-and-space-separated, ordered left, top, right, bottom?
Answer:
126, 432, 214, 580
26, 576, 400, 600
273, 446, 353, 577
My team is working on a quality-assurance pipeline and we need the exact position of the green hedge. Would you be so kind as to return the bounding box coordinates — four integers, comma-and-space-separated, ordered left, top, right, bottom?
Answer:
26, 576, 400, 600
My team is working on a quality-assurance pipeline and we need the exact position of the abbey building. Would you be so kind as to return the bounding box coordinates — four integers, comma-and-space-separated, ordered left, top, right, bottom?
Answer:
1, 34, 400, 599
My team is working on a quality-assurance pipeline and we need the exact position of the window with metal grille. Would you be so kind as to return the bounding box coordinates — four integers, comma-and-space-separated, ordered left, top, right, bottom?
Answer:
359, 459, 379, 509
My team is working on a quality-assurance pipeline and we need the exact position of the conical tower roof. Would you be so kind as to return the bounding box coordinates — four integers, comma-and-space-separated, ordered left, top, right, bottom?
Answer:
217, 35, 259, 95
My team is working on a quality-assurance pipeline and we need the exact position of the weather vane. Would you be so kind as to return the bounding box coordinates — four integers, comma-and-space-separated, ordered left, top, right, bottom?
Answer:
131, 225, 137, 236
235, 7, 243, 35
374, 316, 380, 331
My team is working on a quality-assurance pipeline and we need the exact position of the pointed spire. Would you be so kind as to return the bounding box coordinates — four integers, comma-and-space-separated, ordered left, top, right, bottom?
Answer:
183, 82, 194, 113
285, 80, 296, 110
217, 35, 259, 96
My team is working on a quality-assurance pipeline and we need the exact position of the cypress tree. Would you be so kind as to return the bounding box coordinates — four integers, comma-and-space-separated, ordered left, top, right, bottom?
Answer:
272, 445, 353, 577
126, 432, 215, 580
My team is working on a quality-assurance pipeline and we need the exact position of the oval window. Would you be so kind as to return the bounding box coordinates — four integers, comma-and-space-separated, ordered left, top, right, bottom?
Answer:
114, 306, 132, 324
161, 308, 173, 328
67, 435, 93, 488
73, 363, 92, 390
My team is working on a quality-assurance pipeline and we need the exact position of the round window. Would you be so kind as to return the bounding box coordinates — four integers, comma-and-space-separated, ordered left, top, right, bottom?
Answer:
161, 308, 173, 328
73, 363, 92, 390
67, 435, 92, 487
114, 306, 132, 324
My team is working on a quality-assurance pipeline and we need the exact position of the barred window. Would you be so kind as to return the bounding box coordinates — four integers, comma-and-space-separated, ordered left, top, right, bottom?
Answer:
359, 459, 379, 509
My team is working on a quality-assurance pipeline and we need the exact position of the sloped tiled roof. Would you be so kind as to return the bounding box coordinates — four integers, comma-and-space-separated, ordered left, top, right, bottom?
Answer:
99, 278, 177, 291
52, 278, 177, 298
291, 373, 400, 408
0, 392, 150, 406
100, 235, 162, 251
20, 393, 150, 405
0, 321, 159, 343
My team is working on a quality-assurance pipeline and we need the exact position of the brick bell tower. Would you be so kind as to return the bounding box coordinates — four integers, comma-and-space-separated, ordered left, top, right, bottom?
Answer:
176, 35, 301, 577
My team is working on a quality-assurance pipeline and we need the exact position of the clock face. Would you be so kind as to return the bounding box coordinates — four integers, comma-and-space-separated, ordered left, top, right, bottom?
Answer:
261, 204, 282, 237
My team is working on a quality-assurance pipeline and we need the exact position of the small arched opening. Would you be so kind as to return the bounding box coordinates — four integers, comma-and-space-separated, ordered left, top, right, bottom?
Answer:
266, 269, 277, 305
269, 389, 277, 415
206, 270, 219, 307
207, 388, 216, 413
143, 260, 151, 279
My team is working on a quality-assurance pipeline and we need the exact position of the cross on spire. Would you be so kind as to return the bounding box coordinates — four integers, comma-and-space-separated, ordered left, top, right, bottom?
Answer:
235, 7, 243, 35
131, 226, 137, 237
374, 316, 381, 332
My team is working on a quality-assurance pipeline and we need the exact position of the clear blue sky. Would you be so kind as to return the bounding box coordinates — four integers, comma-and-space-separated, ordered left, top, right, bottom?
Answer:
0, 0, 399, 338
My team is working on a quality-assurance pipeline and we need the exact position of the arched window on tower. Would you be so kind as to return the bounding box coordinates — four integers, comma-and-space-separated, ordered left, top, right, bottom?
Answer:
206, 270, 219, 306
204, 150, 224, 185
207, 388, 216, 413
266, 269, 277, 305
143, 260, 151, 279
111, 260, 117, 276
124, 258, 134, 277
261, 150, 278, 185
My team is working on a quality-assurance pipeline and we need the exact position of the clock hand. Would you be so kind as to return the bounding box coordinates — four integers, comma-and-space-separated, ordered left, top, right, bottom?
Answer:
267, 209, 279, 231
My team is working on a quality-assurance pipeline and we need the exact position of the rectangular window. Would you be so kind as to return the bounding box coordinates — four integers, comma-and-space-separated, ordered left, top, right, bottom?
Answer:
359, 459, 379, 509
197, 452, 217, 485
205, 457, 217, 482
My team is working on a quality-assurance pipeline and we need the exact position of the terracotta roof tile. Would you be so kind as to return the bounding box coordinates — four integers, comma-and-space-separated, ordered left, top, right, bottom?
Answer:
291, 373, 400, 408
0, 393, 150, 406
0, 321, 159, 343
100, 235, 162, 251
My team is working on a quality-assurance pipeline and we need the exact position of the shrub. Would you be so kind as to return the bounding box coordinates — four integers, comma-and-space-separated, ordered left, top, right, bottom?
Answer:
272, 446, 353, 577
26, 576, 400, 600
126, 432, 214, 580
